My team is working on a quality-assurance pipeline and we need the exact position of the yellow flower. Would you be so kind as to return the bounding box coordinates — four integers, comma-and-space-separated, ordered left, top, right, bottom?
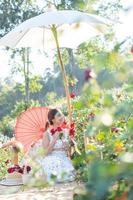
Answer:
86, 144, 96, 151
114, 141, 124, 153
96, 132, 104, 141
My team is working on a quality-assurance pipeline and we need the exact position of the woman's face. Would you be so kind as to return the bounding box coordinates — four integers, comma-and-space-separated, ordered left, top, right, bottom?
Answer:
53, 111, 64, 126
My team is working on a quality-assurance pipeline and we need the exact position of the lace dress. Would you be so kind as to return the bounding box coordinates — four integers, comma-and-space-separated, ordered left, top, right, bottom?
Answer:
42, 129, 75, 182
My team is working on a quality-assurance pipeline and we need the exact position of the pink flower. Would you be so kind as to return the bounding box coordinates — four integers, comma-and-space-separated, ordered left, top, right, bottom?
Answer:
84, 69, 96, 81
111, 127, 123, 133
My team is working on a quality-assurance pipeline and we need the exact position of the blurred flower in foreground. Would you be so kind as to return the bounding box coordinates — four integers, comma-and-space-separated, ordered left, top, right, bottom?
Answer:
101, 113, 113, 126
120, 152, 133, 163
115, 141, 124, 153
111, 127, 123, 133
84, 69, 96, 81
131, 46, 133, 54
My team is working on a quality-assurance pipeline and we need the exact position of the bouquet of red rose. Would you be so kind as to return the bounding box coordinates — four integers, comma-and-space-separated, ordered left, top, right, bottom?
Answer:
7, 164, 31, 174
51, 126, 64, 139
50, 122, 75, 138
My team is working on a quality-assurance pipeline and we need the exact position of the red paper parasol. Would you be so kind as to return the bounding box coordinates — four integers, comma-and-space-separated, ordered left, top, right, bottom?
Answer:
15, 107, 50, 152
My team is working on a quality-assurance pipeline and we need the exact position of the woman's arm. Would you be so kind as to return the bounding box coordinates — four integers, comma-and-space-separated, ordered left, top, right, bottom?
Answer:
0, 138, 15, 149
42, 131, 59, 155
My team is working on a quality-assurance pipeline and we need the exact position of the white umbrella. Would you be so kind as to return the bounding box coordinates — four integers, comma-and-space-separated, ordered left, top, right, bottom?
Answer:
0, 10, 112, 123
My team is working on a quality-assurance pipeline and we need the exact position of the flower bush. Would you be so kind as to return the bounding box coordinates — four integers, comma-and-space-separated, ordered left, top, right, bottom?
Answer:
69, 52, 133, 199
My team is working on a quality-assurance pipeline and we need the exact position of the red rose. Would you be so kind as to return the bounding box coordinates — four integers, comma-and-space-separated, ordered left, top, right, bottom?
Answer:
69, 128, 75, 137
23, 165, 31, 173
8, 167, 14, 173
51, 128, 55, 135
18, 168, 23, 174
14, 165, 21, 170
70, 92, 76, 98
5, 159, 10, 164
57, 127, 62, 132
26, 166, 31, 172
70, 123, 75, 129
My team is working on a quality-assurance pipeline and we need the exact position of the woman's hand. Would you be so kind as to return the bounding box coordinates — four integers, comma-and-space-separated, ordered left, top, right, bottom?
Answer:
62, 140, 69, 150
53, 132, 59, 141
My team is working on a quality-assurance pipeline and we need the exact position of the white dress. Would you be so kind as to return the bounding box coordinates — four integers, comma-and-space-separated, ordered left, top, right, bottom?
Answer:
42, 129, 75, 182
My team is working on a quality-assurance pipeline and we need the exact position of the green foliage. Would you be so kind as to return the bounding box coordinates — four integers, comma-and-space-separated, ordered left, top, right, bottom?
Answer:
0, 116, 14, 138
19, 75, 43, 95
70, 38, 133, 199
74, 161, 132, 200
44, 0, 88, 10
0, 149, 12, 179
10, 99, 40, 118
0, 0, 39, 37
45, 92, 57, 105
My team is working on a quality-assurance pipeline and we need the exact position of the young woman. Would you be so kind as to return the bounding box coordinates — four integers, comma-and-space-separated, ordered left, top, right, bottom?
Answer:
42, 108, 75, 183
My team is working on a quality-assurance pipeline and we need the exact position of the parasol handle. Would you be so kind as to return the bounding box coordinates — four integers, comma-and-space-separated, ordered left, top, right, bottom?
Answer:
51, 25, 72, 125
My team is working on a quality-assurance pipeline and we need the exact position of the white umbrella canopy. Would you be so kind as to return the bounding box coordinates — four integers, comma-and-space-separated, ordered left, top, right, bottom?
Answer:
0, 23, 105, 49
0, 10, 113, 123
0, 10, 111, 48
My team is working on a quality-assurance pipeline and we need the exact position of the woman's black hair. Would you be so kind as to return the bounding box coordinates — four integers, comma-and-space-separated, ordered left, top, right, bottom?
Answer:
45, 108, 59, 130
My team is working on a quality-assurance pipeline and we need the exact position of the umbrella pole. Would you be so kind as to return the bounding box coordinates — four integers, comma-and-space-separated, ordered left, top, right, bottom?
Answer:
51, 26, 72, 124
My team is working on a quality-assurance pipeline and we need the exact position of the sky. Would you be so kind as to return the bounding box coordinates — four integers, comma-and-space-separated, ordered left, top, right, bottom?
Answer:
0, 49, 54, 82
115, 0, 133, 41
0, 0, 133, 82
